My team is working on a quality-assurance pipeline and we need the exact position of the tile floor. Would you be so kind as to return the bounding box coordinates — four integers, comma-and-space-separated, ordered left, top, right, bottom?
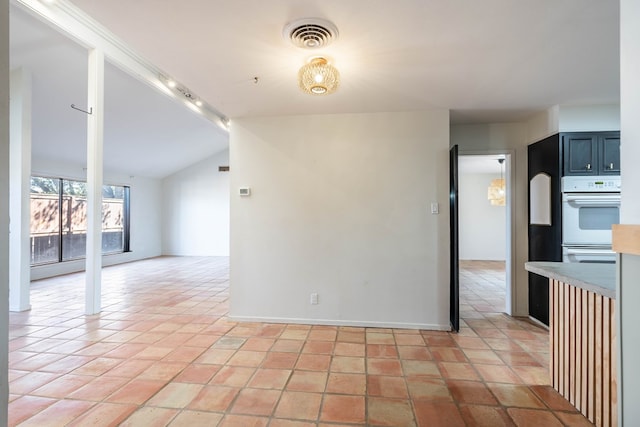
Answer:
7, 257, 594, 426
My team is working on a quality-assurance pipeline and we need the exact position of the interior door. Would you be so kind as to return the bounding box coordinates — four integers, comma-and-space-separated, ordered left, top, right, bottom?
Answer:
449, 145, 459, 332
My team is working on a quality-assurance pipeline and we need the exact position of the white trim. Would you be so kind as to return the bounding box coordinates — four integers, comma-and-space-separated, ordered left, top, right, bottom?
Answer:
457, 149, 518, 317
12, 0, 229, 131
228, 316, 451, 331
30, 252, 151, 281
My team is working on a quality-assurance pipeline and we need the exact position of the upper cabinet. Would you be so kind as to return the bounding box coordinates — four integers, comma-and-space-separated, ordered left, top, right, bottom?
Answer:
562, 132, 620, 176
599, 134, 621, 174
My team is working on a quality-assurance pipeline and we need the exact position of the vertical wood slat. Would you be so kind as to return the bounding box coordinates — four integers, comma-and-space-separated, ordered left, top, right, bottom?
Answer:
603, 297, 611, 427
587, 291, 595, 423
582, 287, 589, 415
595, 294, 603, 426
611, 302, 618, 427
575, 287, 582, 412
562, 285, 573, 400
569, 284, 576, 406
559, 280, 565, 395
552, 280, 560, 389
548, 279, 616, 427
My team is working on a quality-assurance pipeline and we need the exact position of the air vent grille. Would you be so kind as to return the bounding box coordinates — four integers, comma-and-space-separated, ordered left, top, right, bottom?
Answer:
283, 18, 339, 49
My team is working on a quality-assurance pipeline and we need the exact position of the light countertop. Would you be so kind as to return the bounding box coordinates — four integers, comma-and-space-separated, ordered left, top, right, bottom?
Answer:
525, 261, 616, 299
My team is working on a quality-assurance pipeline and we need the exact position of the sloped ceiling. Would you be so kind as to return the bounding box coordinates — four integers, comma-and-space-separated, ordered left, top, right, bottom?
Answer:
10, 5, 229, 179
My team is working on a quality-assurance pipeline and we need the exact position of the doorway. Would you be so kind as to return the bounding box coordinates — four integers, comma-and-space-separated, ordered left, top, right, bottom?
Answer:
457, 154, 512, 316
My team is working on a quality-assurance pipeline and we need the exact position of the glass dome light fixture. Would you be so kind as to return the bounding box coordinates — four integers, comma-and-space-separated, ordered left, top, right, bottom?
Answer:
298, 57, 340, 95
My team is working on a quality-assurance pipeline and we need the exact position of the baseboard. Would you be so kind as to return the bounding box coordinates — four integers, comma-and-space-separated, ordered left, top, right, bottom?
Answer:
227, 315, 451, 331
528, 315, 550, 330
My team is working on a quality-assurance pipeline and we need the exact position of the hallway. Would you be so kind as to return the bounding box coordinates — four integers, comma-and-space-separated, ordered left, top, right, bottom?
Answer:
7, 257, 592, 426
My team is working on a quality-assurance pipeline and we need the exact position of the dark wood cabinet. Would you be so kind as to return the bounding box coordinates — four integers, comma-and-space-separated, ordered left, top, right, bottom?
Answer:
563, 133, 598, 175
563, 132, 620, 175
528, 134, 563, 326
599, 134, 621, 174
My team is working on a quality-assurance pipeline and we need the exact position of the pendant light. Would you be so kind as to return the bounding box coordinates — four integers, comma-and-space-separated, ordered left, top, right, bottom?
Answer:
488, 159, 506, 206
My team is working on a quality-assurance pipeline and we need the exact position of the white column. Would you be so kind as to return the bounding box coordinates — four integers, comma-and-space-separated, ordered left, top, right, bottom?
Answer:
9, 68, 32, 312
0, 0, 11, 422
618, 0, 640, 425
85, 49, 105, 315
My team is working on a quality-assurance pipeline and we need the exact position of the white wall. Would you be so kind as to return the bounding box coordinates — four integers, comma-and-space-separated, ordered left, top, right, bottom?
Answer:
459, 172, 506, 261
1, 0, 10, 420
230, 111, 451, 329
559, 104, 620, 132
161, 149, 229, 256
526, 106, 559, 142
30, 157, 162, 280
451, 123, 528, 316
525, 104, 620, 137
618, 0, 640, 423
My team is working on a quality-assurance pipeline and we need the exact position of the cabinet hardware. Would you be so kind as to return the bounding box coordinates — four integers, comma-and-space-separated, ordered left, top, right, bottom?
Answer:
586, 163, 591, 170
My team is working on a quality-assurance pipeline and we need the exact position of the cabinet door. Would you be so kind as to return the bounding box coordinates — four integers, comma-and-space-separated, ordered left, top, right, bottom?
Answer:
563, 134, 598, 175
599, 134, 620, 175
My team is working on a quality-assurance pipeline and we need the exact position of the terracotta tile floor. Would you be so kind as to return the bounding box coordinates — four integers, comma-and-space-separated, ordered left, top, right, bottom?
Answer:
7, 257, 594, 426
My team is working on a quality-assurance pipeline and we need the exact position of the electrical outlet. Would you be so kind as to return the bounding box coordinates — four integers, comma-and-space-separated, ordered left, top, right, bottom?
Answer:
310, 293, 318, 305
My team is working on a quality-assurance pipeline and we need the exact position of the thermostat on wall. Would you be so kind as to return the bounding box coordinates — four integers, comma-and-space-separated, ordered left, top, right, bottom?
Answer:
239, 187, 251, 196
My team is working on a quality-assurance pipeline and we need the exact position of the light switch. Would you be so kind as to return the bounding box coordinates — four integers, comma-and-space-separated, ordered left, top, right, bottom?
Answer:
430, 202, 439, 214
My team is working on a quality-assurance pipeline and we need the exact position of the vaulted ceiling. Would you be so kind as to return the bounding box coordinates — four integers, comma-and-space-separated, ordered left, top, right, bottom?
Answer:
10, 0, 620, 178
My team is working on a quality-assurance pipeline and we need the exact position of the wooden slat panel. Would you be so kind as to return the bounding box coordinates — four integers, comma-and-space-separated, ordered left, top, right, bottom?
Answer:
547, 281, 618, 427
595, 294, 603, 426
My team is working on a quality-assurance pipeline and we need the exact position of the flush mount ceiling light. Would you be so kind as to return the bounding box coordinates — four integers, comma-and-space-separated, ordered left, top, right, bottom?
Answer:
298, 57, 340, 95
283, 18, 339, 49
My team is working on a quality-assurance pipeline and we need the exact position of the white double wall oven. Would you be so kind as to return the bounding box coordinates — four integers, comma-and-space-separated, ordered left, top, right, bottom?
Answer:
561, 175, 621, 263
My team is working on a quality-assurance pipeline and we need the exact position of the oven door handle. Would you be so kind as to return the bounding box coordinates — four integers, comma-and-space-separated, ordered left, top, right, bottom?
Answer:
564, 248, 615, 256
563, 195, 621, 205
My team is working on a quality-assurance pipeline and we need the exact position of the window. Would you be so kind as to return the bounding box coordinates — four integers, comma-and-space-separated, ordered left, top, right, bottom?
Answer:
102, 184, 129, 254
30, 176, 130, 265
30, 177, 60, 264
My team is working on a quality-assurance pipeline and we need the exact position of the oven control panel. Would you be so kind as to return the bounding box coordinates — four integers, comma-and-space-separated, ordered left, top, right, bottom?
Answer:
561, 176, 621, 192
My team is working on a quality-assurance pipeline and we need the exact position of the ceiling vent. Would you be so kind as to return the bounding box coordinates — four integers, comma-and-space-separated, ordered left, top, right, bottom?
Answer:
283, 18, 339, 49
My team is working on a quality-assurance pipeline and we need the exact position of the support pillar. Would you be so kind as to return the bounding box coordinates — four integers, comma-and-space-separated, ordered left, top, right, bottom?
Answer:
85, 49, 104, 315
9, 68, 32, 312
618, 0, 640, 424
